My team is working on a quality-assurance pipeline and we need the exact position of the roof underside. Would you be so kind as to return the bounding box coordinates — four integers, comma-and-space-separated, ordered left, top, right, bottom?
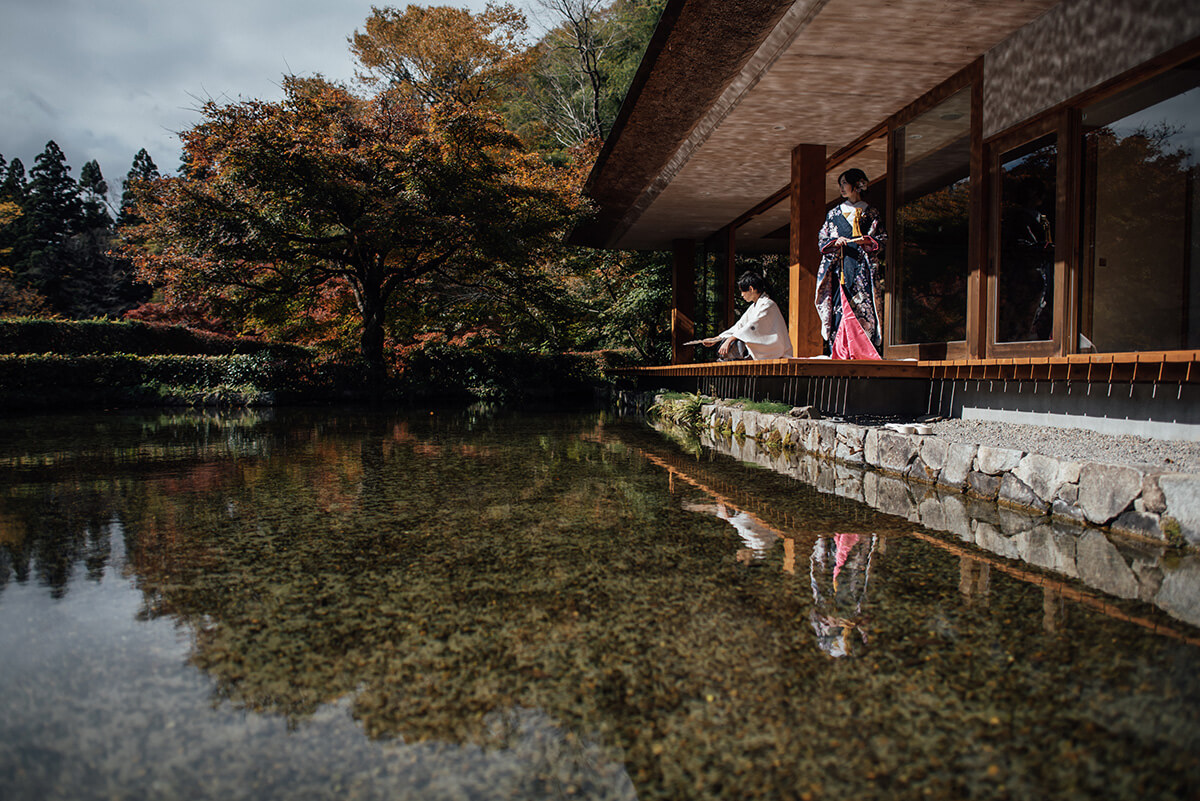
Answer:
577, 0, 1059, 252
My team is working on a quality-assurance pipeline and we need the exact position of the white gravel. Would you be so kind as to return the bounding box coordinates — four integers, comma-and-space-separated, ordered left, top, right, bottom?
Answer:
922, 418, 1200, 474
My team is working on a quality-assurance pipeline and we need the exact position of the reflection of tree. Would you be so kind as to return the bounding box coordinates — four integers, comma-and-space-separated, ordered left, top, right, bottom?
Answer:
0, 485, 120, 598
5, 415, 1200, 798
998, 145, 1056, 342
1087, 122, 1195, 351
896, 181, 969, 343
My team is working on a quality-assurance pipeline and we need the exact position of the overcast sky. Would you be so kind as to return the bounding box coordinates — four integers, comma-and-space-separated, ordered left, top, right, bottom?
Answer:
0, 0, 511, 193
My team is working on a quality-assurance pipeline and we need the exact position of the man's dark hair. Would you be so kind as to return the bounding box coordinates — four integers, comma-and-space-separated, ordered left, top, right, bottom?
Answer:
737, 271, 771, 296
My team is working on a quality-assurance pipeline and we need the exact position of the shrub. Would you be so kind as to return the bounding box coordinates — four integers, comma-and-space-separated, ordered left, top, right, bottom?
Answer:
0, 318, 309, 358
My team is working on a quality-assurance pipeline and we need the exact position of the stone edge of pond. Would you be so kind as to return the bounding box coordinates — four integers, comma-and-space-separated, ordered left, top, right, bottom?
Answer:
638, 392, 1200, 551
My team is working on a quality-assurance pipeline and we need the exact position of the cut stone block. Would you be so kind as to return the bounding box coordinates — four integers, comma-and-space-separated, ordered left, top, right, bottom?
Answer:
1078, 463, 1144, 525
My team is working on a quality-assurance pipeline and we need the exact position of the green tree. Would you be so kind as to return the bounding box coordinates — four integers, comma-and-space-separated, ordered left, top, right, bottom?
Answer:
118, 149, 160, 228
25, 141, 82, 250
14, 141, 84, 313
512, 0, 666, 155
79, 159, 113, 230
1, 157, 27, 204
122, 76, 581, 375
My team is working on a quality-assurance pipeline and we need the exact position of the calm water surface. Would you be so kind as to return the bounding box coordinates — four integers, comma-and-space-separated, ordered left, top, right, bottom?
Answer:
1, 408, 1198, 800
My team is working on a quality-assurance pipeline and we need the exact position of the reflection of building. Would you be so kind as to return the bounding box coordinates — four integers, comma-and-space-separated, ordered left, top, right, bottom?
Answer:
582, 0, 1200, 439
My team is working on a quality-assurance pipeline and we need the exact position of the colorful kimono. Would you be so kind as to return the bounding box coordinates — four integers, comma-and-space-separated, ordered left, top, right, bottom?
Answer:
816, 202, 886, 355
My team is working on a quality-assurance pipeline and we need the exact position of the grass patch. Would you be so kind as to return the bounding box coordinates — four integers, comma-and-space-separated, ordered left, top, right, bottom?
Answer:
725, 397, 793, 415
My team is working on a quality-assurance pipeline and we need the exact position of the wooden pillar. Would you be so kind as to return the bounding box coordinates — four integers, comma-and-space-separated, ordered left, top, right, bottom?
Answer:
671, 238, 696, 364
790, 144, 826, 357
966, 62, 987, 359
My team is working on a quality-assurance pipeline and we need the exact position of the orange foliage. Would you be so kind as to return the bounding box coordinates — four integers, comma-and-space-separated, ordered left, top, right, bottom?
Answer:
350, 3, 534, 109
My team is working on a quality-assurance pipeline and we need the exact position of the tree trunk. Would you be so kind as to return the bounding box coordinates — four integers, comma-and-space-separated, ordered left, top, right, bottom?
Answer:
356, 278, 388, 384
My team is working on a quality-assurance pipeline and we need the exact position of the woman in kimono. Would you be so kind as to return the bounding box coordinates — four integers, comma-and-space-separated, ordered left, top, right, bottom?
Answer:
816, 168, 886, 358
700, 271, 793, 360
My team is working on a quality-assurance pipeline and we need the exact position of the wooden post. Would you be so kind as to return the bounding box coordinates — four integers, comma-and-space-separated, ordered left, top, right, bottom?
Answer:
966, 62, 987, 359
790, 144, 826, 357
671, 238, 697, 364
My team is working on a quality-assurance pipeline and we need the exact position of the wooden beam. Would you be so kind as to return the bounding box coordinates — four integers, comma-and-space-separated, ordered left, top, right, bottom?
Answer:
671, 238, 697, 364
790, 144, 826, 357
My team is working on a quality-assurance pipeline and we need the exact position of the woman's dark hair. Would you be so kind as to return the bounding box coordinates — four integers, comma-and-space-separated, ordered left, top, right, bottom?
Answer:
737, 271, 771, 296
837, 168, 869, 193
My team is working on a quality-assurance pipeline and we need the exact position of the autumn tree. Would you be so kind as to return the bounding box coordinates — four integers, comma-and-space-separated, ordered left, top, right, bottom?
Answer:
350, 3, 534, 109
0, 201, 49, 316
122, 76, 580, 376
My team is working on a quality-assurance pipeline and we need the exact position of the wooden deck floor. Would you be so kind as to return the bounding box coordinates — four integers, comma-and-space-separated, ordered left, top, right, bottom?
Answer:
616, 350, 1200, 385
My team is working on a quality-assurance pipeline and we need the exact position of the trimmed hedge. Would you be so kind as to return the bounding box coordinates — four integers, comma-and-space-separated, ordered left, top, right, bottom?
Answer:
0, 319, 629, 409
0, 318, 309, 358
0, 353, 346, 408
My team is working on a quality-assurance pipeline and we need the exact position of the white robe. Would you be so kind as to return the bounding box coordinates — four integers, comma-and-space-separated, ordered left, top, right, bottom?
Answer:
717, 295, 793, 359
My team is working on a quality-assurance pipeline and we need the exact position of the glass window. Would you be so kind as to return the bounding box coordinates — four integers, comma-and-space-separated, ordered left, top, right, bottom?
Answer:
893, 88, 972, 344
1081, 58, 1200, 352
996, 133, 1056, 343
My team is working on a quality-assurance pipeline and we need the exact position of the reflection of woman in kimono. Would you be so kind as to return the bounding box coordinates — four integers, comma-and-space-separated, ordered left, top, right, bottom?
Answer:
809, 533, 876, 658
816, 169, 886, 358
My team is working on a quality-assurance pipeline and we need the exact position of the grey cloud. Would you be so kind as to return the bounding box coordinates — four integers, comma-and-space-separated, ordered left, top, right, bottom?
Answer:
1, 0, 498, 182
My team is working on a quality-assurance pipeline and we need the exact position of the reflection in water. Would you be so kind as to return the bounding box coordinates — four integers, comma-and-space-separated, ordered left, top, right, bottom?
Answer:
681, 500, 781, 562
810, 534, 876, 658
2, 410, 1200, 800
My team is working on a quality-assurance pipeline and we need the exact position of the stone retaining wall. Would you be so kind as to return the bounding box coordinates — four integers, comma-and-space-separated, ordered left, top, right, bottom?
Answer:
663, 419, 1200, 629
692, 400, 1200, 550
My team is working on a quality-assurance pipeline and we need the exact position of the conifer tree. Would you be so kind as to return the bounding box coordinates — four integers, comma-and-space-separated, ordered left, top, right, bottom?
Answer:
1, 157, 27, 204
25, 141, 83, 255
118, 149, 160, 228
79, 160, 113, 230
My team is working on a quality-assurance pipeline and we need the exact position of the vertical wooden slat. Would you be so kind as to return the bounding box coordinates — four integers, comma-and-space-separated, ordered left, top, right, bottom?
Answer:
790, 143, 827, 357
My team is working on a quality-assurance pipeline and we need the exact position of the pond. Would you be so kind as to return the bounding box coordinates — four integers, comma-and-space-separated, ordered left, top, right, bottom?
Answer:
1, 408, 1198, 800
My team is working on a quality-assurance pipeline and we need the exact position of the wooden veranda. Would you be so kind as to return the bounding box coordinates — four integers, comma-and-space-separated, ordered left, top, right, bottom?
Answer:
615, 351, 1200, 435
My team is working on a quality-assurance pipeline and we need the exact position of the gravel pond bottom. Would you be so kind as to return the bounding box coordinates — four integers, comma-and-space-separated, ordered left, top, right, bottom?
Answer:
1, 408, 1198, 800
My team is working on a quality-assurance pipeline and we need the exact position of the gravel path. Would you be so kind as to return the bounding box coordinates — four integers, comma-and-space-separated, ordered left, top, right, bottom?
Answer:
921, 418, 1200, 474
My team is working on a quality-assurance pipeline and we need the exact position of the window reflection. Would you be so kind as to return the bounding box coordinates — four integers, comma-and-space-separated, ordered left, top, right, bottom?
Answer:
1082, 58, 1200, 352
997, 134, 1056, 342
894, 88, 972, 344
